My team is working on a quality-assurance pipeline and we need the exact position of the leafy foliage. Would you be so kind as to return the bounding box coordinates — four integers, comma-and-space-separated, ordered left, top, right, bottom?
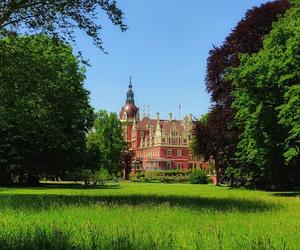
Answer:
193, 0, 291, 187
118, 150, 133, 180
87, 110, 127, 175
0, 0, 126, 53
189, 169, 209, 184
278, 85, 300, 163
130, 170, 190, 183
192, 107, 237, 184
0, 35, 94, 185
81, 168, 111, 186
206, 0, 291, 105
229, 5, 300, 189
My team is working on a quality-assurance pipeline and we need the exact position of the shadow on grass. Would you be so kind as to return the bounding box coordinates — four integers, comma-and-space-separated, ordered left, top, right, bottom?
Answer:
0, 193, 281, 213
3, 183, 121, 190
272, 192, 300, 197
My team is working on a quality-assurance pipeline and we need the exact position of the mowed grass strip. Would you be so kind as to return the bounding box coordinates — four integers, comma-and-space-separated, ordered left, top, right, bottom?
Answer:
0, 182, 299, 250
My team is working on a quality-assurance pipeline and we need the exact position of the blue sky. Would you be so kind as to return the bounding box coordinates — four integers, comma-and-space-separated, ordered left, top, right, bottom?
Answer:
77, 0, 270, 120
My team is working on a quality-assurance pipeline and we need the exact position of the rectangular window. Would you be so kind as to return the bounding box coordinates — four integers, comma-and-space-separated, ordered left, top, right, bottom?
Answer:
167, 162, 172, 169
177, 150, 182, 157
177, 162, 182, 169
167, 149, 172, 156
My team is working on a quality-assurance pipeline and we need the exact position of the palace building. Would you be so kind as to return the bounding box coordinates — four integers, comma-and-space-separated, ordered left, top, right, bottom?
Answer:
120, 79, 208, 172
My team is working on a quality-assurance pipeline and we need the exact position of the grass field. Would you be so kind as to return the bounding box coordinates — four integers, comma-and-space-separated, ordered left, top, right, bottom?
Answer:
0, 182, 299, 250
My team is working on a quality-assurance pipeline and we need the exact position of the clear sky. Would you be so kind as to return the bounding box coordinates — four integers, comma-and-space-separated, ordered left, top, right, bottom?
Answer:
77, 0, 270, 120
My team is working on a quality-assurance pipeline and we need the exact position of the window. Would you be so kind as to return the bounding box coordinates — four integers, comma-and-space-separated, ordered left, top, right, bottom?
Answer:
172, 138, 176, 145
140, 131, 144, 137
167, 149, 172, 156
177, 150, 182, 157
167, 162, 172, 169
177, 162, 182, 169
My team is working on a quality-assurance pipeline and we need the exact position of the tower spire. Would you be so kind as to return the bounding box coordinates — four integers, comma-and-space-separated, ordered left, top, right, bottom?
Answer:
129, 75, 132, 88
126, 76, 134, 104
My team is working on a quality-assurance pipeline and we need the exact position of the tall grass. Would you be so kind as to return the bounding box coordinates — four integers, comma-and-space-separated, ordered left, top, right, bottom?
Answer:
0, 183, 299, 249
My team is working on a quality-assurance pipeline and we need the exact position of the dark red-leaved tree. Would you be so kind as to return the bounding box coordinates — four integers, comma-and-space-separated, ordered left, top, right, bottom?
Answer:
206, 0, 291, 105
192, 107, 237, 185
119, 150, 134, 180
193, 0, 291, 184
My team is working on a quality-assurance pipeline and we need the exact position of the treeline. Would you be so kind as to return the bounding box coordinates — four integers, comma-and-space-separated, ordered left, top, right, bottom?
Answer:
192, 0, 300, 190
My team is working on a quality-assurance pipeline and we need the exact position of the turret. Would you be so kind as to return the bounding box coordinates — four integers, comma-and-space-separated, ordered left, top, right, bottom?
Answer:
120, 76, 139, 121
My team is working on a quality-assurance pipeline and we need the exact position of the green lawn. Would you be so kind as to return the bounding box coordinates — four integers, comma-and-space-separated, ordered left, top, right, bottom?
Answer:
0, 182, 299, 249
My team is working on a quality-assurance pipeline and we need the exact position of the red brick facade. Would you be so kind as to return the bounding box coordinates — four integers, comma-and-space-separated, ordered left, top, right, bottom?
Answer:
120, 81, 208, 172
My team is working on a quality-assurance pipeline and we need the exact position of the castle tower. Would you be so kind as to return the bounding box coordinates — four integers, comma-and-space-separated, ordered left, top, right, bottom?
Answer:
120, 76, 139, 122
120, 77, 139, 147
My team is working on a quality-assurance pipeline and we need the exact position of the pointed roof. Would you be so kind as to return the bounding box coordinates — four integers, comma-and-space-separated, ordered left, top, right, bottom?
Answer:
126, 76, 135, 105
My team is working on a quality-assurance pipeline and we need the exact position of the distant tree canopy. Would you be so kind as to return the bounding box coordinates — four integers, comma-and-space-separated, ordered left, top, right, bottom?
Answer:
192, 0, 292, 187
87, 110, 127, 175
0, 35, 94, 185
0, 0, 127, 52
228, 5, 300, 189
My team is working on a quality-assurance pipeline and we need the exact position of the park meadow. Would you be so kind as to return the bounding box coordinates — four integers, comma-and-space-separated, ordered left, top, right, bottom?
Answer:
0, 182, 299, 249
1, 0, 300, 249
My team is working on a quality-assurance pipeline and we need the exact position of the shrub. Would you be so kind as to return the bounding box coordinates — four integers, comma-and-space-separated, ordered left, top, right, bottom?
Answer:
189, 170, 209, 184
92, 169, 111, 186
81, 168, 111, 186
130, 171, 190, 183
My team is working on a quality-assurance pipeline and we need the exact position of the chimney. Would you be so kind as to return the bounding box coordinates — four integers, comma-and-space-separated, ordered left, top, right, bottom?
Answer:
169, 112, 173, 121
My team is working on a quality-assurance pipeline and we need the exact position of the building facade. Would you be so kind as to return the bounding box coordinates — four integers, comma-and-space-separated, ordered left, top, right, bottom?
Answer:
120, 80, 208, 172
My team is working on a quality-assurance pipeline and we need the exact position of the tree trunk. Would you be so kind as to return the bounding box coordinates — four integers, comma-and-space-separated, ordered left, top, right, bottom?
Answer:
27, 173, 39, 186
215, 166, 221, 186
0, 166, 12, 186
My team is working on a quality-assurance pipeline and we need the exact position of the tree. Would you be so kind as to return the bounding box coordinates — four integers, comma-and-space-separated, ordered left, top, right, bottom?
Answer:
118, 150, 133, 180
192, 0, 291, 185
191, 108, 237, 185
229, 5, 300, 189
278, 85, 300, 164
87, 110, 127, 175
0, 35, 94, 185
206, 0, 291, 106
0, 0, 127, 53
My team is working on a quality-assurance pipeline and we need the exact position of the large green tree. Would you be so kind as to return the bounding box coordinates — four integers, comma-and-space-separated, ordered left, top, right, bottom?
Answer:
87, 110, 127, 175
192, 0, 291, 185
0, 0, 126, 53
229, 5, 300, 189
0, 35, 94, 185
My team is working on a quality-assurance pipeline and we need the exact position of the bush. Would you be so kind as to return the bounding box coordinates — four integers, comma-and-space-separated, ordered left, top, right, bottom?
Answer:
130, 171, 189, 183
80, 168, 111, 186
189, 170, 209, 184
91, 169, 111, 186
